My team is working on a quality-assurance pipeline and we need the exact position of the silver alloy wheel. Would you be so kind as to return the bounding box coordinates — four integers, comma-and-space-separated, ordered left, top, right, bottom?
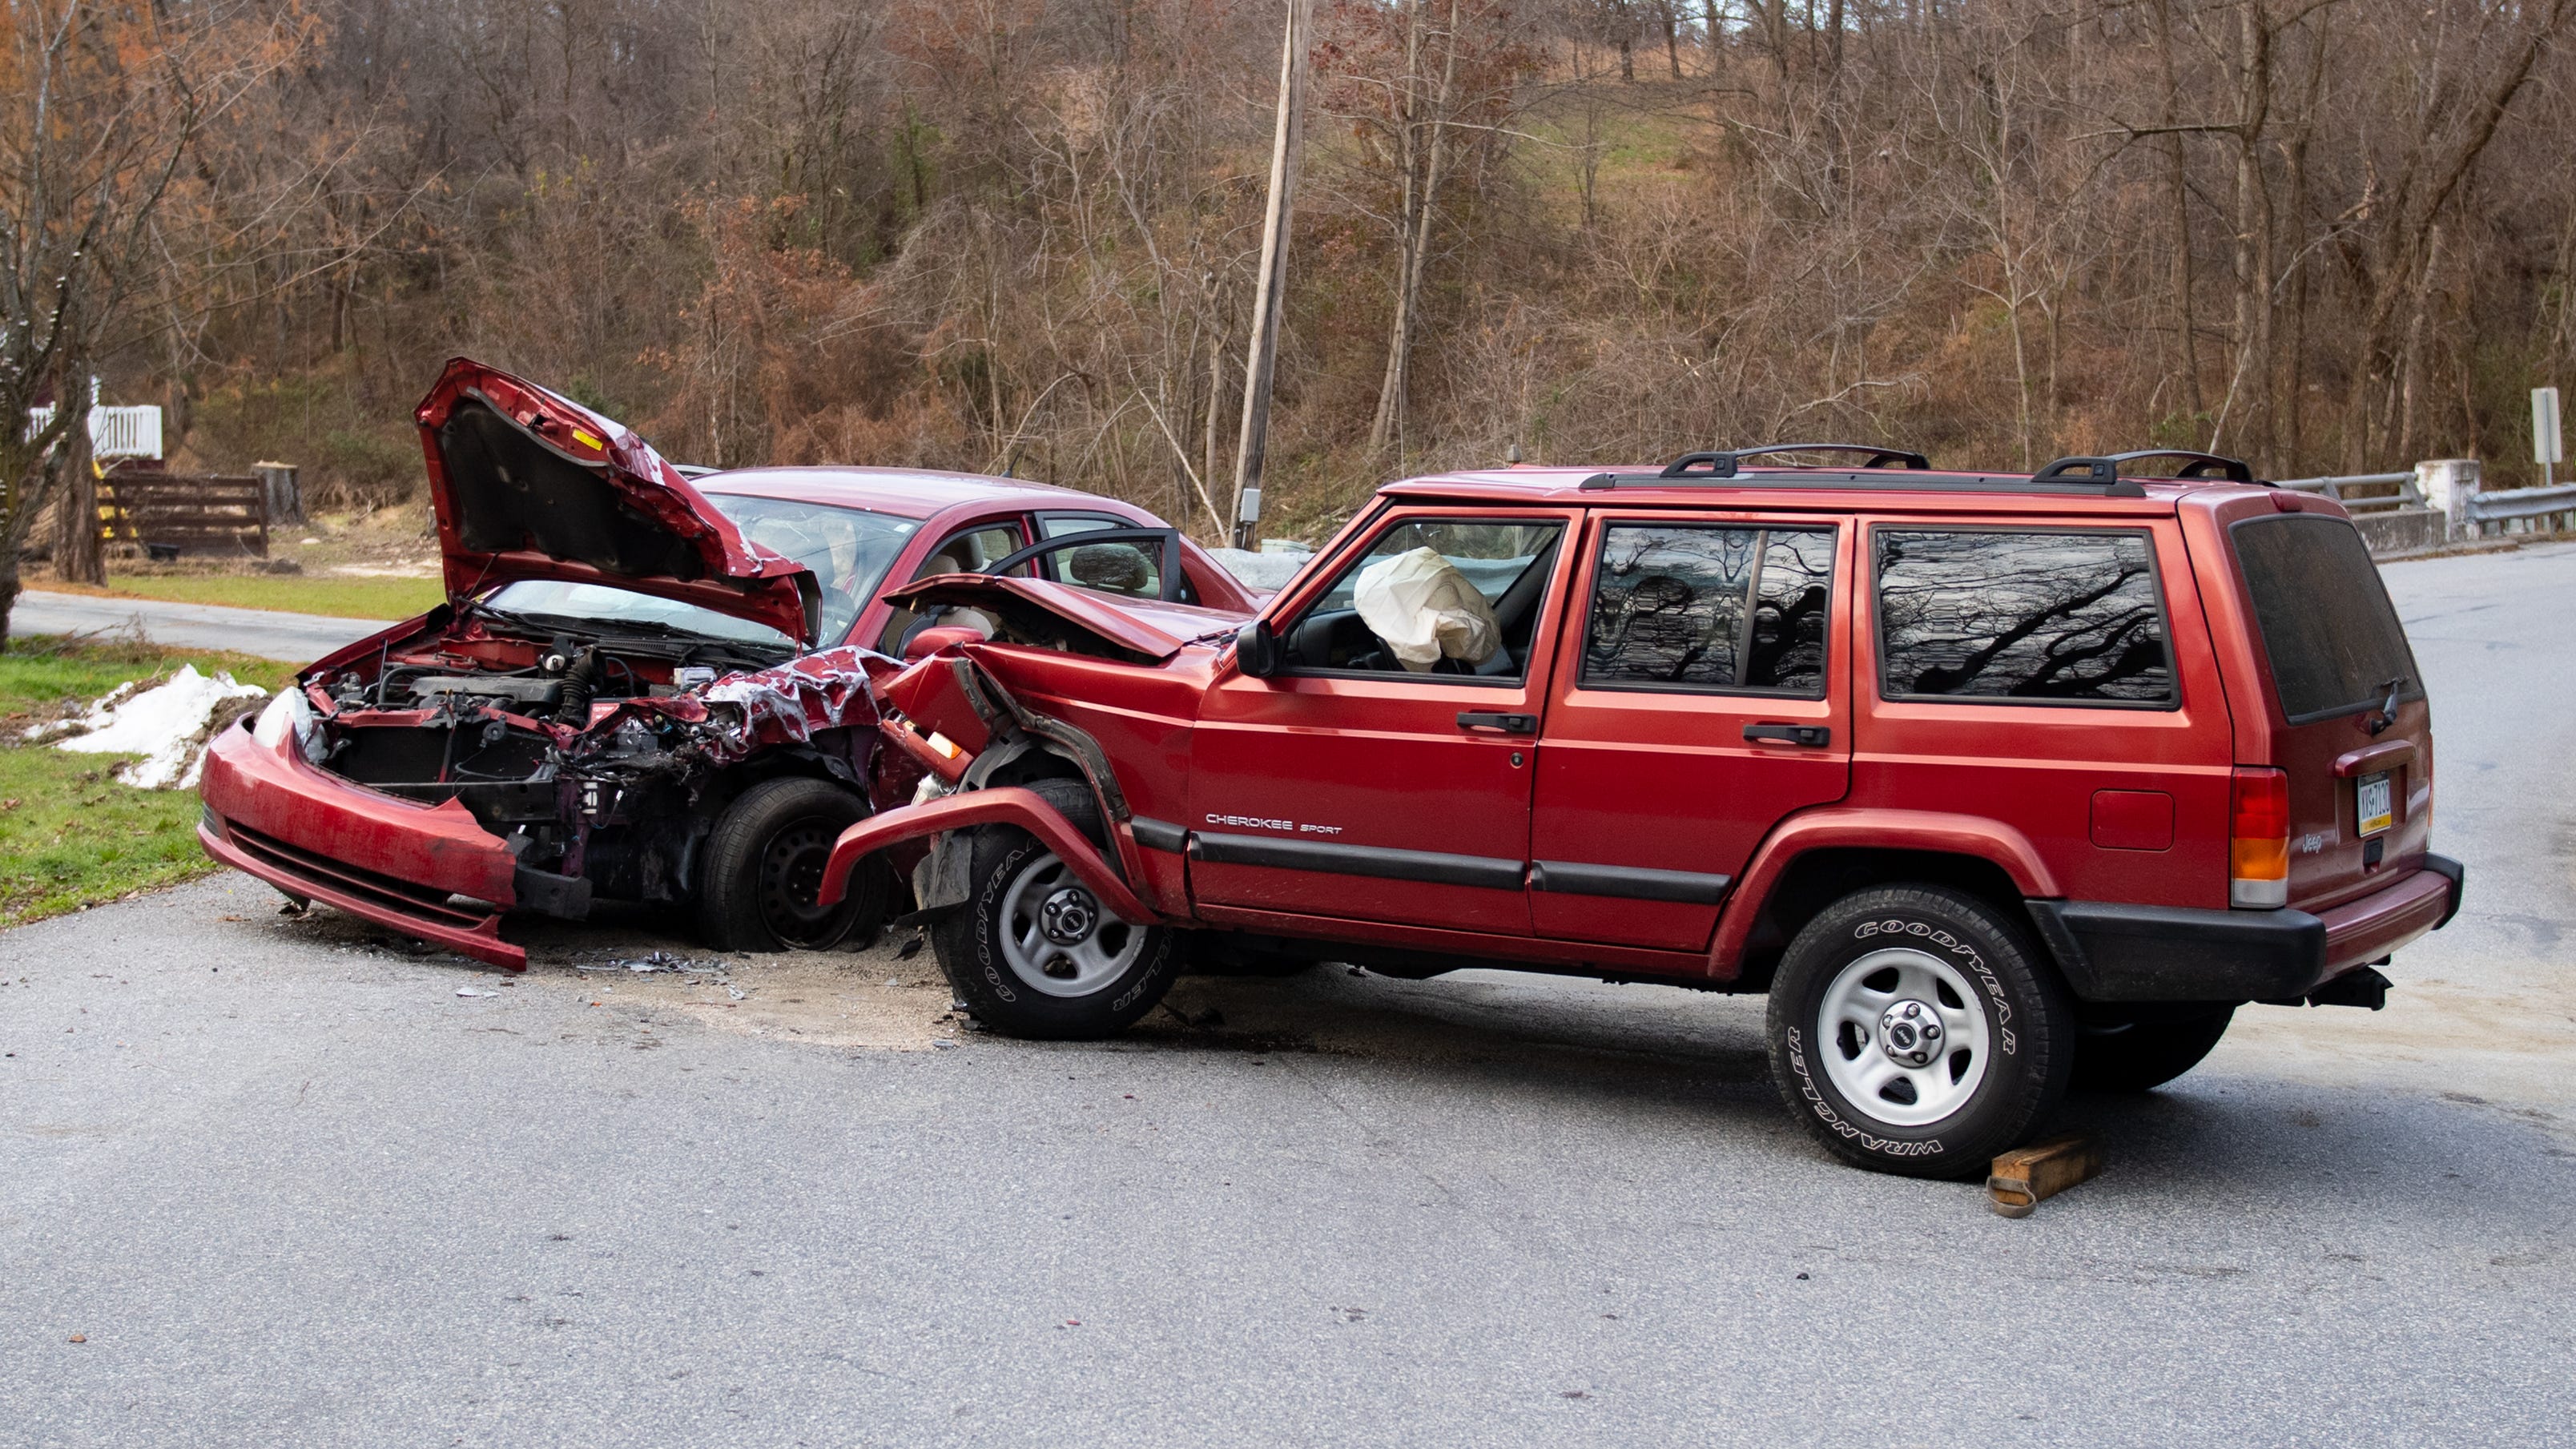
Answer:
996, 853, 1143, 998
1817, 946, 1992, 1128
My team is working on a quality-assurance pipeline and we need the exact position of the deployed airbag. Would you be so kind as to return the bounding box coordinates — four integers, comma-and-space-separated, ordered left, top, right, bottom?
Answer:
1353, 547, 1500, 672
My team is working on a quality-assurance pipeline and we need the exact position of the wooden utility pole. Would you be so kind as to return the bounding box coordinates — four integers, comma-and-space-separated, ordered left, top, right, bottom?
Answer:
1231, 0, 1314, 549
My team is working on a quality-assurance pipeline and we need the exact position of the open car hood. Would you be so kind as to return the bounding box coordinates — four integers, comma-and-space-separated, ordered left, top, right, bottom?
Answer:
884, 574, 1248, 662
415, 359, 821, 645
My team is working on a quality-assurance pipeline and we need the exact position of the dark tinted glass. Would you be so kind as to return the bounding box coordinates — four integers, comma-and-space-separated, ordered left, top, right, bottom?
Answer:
1585, 525, 1834, 693
2230, 515, 2421, 722
1875, 530, 2174, 703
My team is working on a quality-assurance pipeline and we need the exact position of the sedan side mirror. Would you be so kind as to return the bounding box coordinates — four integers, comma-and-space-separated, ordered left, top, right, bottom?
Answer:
1234, 619, 1282, 679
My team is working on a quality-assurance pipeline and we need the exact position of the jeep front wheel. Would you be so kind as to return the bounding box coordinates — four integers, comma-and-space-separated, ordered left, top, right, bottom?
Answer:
931, 779, 1181, 1040
1765, 884, 2073, 1178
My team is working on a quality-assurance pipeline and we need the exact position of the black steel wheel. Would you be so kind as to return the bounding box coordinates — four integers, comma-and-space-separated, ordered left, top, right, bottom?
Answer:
697, 777, 886, 951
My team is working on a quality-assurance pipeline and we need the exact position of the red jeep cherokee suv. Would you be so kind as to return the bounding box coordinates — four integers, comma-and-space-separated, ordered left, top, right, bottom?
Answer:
823, 445, 2462, 1175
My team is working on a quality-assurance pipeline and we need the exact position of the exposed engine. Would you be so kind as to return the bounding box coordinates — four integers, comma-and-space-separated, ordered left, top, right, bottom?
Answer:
289, 607, 883, 914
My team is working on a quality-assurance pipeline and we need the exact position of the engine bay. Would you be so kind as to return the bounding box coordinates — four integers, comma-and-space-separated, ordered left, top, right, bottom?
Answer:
291, 606, 881, 910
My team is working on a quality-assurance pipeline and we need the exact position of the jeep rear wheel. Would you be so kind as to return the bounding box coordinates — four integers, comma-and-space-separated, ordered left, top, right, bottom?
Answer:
1765, 884, 2073, 1178
931, 778, 1180, 1040
2073, 1007, 2235, 1093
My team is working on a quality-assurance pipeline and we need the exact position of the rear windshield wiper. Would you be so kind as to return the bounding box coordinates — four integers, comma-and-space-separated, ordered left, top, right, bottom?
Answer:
2366, 675, 2409, 736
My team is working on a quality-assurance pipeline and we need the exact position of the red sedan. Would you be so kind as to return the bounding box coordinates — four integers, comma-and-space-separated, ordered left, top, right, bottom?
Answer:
196, 358, 1254, 970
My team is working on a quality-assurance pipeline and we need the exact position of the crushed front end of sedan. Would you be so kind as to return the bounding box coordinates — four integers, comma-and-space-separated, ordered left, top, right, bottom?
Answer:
197, 359, 910, 969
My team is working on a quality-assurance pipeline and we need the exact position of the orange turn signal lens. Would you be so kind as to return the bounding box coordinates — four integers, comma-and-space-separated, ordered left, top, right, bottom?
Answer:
2229, 767, 2290, 907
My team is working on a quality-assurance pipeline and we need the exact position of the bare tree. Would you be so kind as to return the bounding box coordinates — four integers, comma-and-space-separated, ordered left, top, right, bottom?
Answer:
1, 1, 286, 626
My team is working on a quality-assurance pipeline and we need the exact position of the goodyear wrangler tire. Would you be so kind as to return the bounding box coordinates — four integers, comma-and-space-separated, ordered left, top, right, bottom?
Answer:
929, 778, 1181, 1040
1765, 884, 2073, 1178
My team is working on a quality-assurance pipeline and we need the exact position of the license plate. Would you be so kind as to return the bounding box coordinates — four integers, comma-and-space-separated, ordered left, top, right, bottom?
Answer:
2356, 771, 2393, 837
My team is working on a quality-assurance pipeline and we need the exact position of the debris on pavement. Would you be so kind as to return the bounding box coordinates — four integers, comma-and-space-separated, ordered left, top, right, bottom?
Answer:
574, 950, 731, 976
456, 987, 499, 998
1988, 1133, 2103, 1217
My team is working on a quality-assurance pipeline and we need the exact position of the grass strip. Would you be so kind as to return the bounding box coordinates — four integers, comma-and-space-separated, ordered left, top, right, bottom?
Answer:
0, 635, 296, 926
37, 573, 441, 621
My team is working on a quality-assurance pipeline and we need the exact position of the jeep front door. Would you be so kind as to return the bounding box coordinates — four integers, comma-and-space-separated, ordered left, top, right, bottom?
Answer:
1527, 517, 1854, 952
1186, 511, 1576, 936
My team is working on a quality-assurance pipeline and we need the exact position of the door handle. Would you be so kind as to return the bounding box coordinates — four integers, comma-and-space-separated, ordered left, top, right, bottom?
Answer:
1457, 711, 1537, 735
1743, 722, 1831, 747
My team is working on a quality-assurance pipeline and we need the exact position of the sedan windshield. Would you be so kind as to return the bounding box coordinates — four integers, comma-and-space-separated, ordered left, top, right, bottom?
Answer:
481, 496, 919, 651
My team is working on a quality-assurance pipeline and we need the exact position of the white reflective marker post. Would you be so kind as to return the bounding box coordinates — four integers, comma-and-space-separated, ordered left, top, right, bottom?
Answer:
2535, 385, 2562, 489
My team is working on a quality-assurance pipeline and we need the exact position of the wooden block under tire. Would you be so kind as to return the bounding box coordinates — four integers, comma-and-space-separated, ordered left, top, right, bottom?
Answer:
1988, 1133, 2103, 1218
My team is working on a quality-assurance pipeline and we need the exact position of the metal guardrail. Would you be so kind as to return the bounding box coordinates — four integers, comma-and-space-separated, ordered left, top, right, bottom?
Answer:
2464, 481, 2576, 525
2272, 473, 2425, 513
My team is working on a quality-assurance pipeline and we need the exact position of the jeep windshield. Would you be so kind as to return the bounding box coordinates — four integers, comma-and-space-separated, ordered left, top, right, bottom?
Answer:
478, 496, 920, 654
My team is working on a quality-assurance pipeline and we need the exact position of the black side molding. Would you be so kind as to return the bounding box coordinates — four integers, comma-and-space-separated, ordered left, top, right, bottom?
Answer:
2027, 899, 2324, 1003
1189, 831, 1523, 891
2423, 852, 2465, 928
1129, 817, 1188, 853
1530, 860, 1731, 905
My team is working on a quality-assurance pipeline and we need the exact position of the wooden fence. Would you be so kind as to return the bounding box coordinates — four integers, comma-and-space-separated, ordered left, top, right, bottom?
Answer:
97, 467, 268, 559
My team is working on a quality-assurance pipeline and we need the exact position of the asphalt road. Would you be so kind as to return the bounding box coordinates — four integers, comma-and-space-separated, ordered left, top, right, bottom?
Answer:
13, 590, 390, 660
4, 543, 2574, 1447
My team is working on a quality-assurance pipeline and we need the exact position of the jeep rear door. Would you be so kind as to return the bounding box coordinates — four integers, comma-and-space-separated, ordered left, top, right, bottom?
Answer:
1527, 514, 1854, 951
1852, 517, 2236, 908
2209, 508, 2432, 912
1186, 509, 1577, 936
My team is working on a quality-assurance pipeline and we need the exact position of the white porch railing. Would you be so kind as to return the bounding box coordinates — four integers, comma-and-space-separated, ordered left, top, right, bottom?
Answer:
23, 403, 163, 461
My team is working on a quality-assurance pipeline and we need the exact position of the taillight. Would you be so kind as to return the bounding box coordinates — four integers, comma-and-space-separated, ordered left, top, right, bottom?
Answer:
2230, 767, 2290, 908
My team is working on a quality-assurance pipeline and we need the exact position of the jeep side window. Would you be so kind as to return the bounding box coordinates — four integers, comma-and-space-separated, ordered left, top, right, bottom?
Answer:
1583, 525, 1834, 695
1281, 518, 1564, 680
1874, 529, 2176, 705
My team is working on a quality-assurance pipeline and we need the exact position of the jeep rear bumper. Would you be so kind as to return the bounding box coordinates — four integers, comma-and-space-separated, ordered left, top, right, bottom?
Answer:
2027, 855, 2464, 1003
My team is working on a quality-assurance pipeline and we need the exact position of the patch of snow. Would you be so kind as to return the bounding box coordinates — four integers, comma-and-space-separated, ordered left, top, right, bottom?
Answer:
48, 665, 272, 789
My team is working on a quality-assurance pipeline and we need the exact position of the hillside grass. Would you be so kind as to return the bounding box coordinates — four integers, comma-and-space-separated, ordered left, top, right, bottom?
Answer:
34, 573, 442, 621
0, 638, 296, 925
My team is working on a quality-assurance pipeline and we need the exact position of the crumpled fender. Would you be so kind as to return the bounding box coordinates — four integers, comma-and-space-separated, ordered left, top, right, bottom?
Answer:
816, 785, 1162, 925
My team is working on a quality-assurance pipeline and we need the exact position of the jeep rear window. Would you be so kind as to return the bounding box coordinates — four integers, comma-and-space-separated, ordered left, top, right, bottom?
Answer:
1584, 525, 1833, 694
1874, 529, 2176, 705
2229, 514, 2421, 723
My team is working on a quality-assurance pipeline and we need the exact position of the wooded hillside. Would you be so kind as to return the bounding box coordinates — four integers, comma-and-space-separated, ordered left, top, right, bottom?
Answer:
51, 0, 2576, 542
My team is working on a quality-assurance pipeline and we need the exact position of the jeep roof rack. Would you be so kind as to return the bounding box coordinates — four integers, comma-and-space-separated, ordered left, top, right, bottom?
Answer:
2032, 449, 2256, 485
1650, 443, 1931, 478
1568, 443, 2258, 498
